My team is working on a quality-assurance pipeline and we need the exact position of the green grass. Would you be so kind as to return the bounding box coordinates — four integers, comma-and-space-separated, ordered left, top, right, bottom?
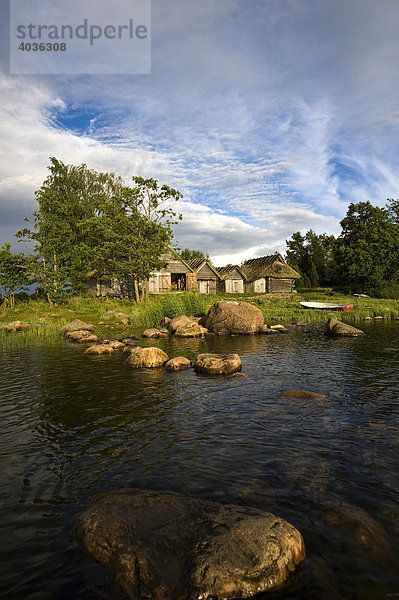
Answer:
1, 290, 398, 347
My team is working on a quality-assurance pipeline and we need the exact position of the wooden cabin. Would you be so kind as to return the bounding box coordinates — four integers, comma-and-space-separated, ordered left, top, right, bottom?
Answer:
148, 249, 197, 293
188, 258, 220, 294
217, 265, 246, 293
241, 253, 300, 293
87, 248, 197, 297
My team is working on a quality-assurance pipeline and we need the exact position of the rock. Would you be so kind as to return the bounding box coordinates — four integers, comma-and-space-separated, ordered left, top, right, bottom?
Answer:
65, 330, 99, 344
174, 322, 208, 337
324, 318, 365, 337
160, 316, 171, 327
164, 357, 191, 371
60, 319, 93, 334
205, 300, 264, 335
364, 316, 373, 321
75, 488, 305, 600
1, 320, 23, 331
382, 347, 399, 353
270, 324, 285, 330
84, 344, 116, 355
124, 347, 169, 368
294, 320, 306, 327
142, 328, 167, 338
259, 325, 282, 334
122, 337, 139, 346
374, 315, 384, 320
194, 353, 242, 375
281, 389, 327, 399
102, 340, 126, 350
167, 315, 195, 333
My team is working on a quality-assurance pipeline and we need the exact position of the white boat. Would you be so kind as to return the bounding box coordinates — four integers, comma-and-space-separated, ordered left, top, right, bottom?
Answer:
300, 301, 354, 311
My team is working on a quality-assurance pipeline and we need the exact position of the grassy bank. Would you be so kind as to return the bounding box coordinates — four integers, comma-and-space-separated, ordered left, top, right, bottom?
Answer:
1, 291, 398, 347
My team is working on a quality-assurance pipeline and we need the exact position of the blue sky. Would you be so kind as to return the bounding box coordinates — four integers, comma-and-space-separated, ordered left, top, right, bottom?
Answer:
1, 0, 399, 264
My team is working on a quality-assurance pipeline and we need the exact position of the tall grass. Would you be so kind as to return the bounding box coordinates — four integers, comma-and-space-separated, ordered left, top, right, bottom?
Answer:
1, 290, 398, 348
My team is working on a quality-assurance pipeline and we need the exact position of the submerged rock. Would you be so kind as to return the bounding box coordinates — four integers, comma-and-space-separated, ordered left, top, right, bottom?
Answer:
142, 328, 168, 338
164, 357, 191, 371
205, 300, 264, 335
59, 319, 93, 334
84, 344, 115, 355
101, 340, 126, 350
75, 488, 305, 600
122, 337, 139, 346
194, 353, 242, 375
281, 389, 327, 399
324, 318, 365, 337
124, 346, 169, 368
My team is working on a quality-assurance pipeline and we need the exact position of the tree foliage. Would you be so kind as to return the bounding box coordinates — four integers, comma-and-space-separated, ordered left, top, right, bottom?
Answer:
0, 243, 33, 307
286, 230, 336, 287
16, 158, 182, 303
179, 248, 209, 263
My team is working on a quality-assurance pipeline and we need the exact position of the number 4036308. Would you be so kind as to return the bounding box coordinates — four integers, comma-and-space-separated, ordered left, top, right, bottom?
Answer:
18, 42, 67, 51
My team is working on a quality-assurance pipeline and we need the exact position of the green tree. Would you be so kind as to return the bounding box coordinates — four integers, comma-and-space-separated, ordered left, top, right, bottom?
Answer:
0, 243, 33, 307
335, 201, 399, 291
179, 248, 209, 263
286, 230, 336, 286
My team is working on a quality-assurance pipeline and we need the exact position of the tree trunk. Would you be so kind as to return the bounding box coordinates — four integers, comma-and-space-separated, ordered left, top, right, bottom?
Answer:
140, 279, 146, 302
133, 276, 140, 303
145, 278, 150, 301
96, 275, 101, 297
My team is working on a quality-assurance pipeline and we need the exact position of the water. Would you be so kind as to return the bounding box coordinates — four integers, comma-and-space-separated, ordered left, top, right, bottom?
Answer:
1, 322, 399, 599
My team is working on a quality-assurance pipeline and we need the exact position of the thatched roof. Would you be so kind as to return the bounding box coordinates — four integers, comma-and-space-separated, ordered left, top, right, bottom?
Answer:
242, 254, 300, 282
217, 265, 247, 281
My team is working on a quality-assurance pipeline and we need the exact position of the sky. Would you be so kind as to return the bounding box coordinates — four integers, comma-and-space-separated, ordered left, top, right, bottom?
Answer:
1, 0, 399, 265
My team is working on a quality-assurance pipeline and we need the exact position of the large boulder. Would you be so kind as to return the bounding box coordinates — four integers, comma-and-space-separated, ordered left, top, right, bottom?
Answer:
205, 301, 264, 335
167, 315, 195, 333
194, 353, 242, 375
66, 330, 99, 344
325, 318, 365, 337
75, 488, 305, 600
124, 346, 169, 368
60, 319, 93, 334
175, 322, 208, 337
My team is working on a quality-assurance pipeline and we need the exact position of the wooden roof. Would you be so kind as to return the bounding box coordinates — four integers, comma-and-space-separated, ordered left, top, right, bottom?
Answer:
242, 253, 300, 282
188, 258, 221, 279
217, 264, 247, 281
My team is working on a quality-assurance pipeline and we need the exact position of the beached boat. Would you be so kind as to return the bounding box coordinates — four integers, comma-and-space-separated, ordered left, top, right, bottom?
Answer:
300, 301, 353, 311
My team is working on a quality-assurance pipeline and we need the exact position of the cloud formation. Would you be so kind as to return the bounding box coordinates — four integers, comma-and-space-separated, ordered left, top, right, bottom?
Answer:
1, 0, 399, 262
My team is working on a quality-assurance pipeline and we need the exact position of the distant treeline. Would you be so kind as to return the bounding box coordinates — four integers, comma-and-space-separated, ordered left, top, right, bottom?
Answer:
286, 199, 399, 296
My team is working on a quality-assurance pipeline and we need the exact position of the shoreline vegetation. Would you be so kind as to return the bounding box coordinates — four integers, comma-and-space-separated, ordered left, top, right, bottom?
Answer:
1, 289, 398, 347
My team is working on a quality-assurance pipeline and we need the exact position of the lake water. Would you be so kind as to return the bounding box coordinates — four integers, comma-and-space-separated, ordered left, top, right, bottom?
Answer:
1, 322, 399, 599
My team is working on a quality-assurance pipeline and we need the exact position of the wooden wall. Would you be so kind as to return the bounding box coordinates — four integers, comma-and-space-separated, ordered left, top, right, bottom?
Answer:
266, 278, 294, 293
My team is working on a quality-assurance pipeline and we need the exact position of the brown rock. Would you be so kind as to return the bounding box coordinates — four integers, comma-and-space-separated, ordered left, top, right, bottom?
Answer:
174, 322, 208, 337
122, 337, 139, 346
194, 353, 242, 375
160, 316, 171, 327
59, 319, 94, 334
75, 488, 305, 600
325, 318, 365, 337
1, 320, 23, 331
164, 357, 191, 371
167, 315, 195, 333
142, 328, 167, 338
382, 347, 399, 353
124, 346, 169, 368
374, 315, 384, 320
281, 389, 327, 399
66, 330, 99, 344
205, 300, 264, 335
102, 340, 126, 350
84, 344, 115, 355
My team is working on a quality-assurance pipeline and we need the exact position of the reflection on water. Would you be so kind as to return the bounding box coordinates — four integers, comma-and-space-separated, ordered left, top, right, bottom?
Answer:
0, 321, 399, 599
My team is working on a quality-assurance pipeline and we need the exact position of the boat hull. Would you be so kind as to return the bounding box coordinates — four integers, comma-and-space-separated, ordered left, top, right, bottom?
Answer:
300, 302, 353, 311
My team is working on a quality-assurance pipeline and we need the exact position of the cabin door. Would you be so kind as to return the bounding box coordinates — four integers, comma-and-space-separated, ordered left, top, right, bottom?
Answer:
199, 280, 209, 294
